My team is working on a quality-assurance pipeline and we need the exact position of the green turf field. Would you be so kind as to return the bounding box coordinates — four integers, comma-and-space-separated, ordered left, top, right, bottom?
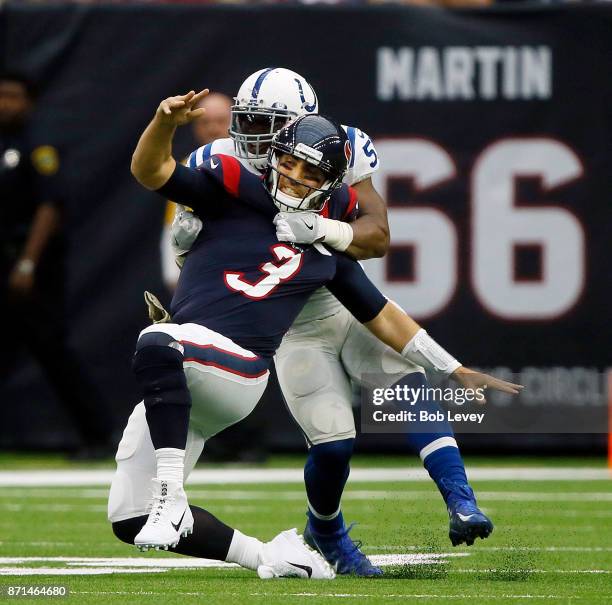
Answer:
0, 456, 610, 604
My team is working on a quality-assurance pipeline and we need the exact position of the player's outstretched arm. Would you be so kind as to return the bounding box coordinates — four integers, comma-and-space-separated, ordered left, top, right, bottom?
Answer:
327, 254, 522, 397
365, 302, 523, 397
131, 90, 209, 190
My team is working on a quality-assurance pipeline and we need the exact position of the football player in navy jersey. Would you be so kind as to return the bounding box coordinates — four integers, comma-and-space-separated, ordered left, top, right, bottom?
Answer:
107, 90, 522, 578
174, 70, 505, 577
175, 67, 512, 576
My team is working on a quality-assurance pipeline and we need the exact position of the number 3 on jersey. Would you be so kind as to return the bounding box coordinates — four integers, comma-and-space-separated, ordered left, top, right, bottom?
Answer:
224, 244, 303, 300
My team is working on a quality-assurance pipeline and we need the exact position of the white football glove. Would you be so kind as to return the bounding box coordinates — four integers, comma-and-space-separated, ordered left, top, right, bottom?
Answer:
171, 205, 203, 268
273, 211, 354, 252
273, 212, 326, 245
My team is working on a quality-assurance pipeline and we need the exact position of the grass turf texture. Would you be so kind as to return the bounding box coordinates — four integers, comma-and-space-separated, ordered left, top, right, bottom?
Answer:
0, 452, 606, 469
0, 457, 610, 604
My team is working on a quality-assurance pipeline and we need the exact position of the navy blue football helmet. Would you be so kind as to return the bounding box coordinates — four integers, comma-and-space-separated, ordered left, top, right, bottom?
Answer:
265, 114, 351, 212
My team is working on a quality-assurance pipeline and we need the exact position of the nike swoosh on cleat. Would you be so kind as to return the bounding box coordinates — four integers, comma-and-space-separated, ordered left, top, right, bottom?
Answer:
457, 513, 477, 522
287, 562, 313, 578
171, 510, 186, 532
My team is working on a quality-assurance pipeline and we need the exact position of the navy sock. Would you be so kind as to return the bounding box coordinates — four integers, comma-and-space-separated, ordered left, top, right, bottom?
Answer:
393, 373, 469, 505
304, 438, 354, 534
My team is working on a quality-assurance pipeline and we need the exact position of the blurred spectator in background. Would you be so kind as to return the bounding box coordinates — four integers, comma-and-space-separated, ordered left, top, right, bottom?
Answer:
0, 72, 113, 459
161, 92, 232, 291
158, 90, 268, 462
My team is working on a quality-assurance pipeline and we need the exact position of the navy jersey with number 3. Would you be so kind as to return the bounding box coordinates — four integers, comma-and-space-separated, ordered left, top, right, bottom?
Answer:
158, 155, 385, 359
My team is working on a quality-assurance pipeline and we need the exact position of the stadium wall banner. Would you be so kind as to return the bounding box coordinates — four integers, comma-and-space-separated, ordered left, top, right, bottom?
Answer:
1, 4, 610, 451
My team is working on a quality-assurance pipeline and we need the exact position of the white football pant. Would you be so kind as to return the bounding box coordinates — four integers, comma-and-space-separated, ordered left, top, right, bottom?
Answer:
275, 305, 423, 445
108, 323, 268, 522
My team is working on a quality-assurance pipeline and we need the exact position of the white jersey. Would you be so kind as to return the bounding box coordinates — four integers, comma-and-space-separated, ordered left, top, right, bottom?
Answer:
186, 126, 380, 324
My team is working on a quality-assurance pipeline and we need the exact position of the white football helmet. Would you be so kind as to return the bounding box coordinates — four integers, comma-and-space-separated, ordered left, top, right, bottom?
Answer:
230, 67, 319, 171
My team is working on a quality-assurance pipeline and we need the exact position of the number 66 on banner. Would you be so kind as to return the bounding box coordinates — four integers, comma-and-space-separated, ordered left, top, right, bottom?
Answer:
369, 137, 585, 321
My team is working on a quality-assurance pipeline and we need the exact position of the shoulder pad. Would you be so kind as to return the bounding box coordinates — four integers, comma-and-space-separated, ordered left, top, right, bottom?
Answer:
341, 125, 379, 186
188, 138, 234, 169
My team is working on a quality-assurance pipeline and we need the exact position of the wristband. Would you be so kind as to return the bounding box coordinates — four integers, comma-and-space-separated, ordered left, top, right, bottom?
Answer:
320, 217, 354, 252
401, 328, 461, 375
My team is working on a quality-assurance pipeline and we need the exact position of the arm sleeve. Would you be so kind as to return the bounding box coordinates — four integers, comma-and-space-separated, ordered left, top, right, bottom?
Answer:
156, 162, 225, 217
342, 187, 359, 221
327, 185, 359, 222
326, 253, 387, 323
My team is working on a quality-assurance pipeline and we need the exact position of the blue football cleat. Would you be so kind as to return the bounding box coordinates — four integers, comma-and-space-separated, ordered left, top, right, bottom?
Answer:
443, 479, 494, 546
304, 520, 383, 576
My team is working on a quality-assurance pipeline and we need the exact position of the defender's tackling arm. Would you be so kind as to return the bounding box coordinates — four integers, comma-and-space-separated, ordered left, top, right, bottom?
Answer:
343, 177, 389, 259
328, 254, 523, 396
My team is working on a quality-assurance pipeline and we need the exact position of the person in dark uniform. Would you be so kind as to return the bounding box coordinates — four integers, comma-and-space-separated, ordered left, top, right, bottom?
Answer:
0, 72, 113, 458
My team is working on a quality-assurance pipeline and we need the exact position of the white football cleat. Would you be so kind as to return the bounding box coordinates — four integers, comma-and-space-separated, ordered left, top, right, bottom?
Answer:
134, 479, 194, 551
257, 528, 335, 580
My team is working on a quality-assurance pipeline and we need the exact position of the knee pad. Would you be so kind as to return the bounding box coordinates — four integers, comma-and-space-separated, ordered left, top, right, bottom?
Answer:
112, 515, 147, 545
281, 349, 331, 398
279, 349, 356, 443
309, 438, 354, 471
132, 337, 190, 410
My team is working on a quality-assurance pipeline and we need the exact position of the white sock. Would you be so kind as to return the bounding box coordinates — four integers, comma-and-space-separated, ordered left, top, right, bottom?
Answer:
226, 529, 264, 571
308, 501, 341, 521
155, 447, 185, 484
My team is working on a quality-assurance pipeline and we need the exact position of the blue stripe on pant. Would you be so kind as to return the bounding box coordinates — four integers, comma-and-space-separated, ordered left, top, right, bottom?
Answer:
181, 341, 269, 379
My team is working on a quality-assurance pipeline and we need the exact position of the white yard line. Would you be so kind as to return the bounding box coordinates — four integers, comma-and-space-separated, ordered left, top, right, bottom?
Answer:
1, 488, 611, 503
0, 542, 78, 547
0, 557, 239, 569
70, 590, 592, 599
0, 503, 259, 513
245, 595, 591, 600
368, 545, 612, 553
452, 568, 610, 574
0, 503, 107, 512
0, 467, 609, 486
0, 553, 466, 569
0, 554, 464, 576
3, 541, 438, 550
0, 567, 165, 575
1, 554, 610, 578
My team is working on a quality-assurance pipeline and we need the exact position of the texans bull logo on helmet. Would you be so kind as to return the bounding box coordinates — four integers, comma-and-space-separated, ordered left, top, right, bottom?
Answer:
344, 140, 352, 168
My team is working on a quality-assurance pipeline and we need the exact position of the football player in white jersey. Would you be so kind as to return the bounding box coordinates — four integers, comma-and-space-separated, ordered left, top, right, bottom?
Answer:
169, 68, 496, 576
